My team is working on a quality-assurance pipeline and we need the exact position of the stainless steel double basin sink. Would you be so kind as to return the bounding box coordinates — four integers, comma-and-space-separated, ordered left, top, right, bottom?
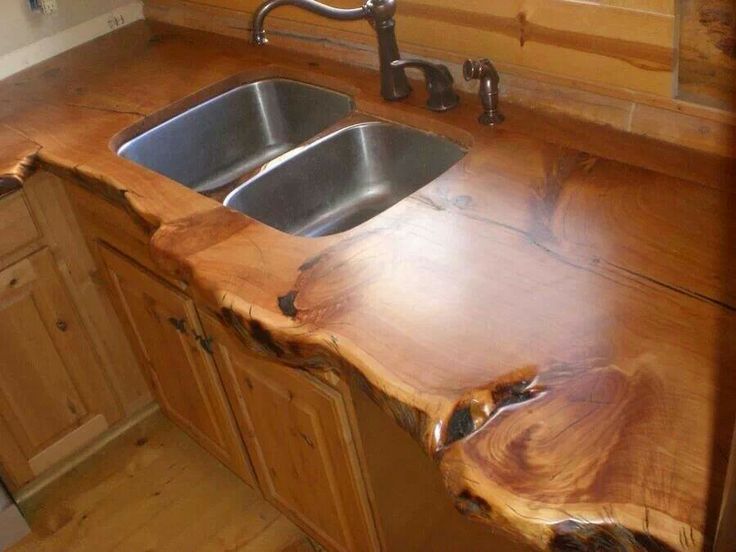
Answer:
117, 78, 466, 237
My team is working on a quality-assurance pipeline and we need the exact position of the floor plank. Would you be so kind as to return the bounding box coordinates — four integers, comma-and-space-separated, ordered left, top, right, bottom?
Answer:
8, 411, 315, 552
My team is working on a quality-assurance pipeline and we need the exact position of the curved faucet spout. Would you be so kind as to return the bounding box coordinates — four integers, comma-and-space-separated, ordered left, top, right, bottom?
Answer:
252, 0, 368, 45
251, 0, 411, 101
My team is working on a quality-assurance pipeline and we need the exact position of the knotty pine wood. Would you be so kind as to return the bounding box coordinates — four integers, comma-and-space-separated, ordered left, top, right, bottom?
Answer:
143, 0, 736, 159
0, 22, 734, 550
97, 244, 257, 486
0, 249, 121, 490
172, 0, 675, 96
679, 0, 736, 110
22, 171, 153, 417
0, 191, 41, 269
8, 411, 315, 552
203, 311, 381, 552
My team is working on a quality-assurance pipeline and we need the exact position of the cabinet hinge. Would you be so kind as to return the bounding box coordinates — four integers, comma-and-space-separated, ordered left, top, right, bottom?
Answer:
195, 334, 214, 354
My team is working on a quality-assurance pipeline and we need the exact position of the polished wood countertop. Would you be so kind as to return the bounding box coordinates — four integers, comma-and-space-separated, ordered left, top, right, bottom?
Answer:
1, 21, 734, 551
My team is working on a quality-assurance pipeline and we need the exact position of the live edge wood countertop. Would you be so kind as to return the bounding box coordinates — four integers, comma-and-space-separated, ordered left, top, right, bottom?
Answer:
1, 21, 735, 552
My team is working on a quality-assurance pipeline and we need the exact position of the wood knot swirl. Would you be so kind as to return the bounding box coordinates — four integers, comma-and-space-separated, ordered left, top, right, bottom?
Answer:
550, 521, 677, 552
443, 369, 544, 448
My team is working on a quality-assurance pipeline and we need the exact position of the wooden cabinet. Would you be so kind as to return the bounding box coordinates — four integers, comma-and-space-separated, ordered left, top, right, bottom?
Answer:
202, 313, 380, 552
97, 244, 256, 485
0, 191, 41, 268
0, 248, 121, 490
23, 171, 152, 417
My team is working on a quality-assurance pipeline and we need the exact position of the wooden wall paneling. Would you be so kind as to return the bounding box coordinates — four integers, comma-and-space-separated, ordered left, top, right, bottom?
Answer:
144, 0, 735, 158
179, 0, 675, 95
23, 171, 153, 417
678, 0, 736, 110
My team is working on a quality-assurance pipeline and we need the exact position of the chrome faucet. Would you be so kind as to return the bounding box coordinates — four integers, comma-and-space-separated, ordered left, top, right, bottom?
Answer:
251, 0, 412, 102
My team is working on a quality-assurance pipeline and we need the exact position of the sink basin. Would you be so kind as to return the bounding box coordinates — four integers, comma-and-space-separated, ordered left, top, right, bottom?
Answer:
224, 121, 466, 237
117, 79, 353, 192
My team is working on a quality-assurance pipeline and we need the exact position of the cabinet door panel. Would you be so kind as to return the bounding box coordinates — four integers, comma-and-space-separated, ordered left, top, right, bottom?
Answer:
0, 249, 117, 489
0, 288, 87, 452
0, 191, 41, 268
203, 314, 379, 552
98, 244, 252, 482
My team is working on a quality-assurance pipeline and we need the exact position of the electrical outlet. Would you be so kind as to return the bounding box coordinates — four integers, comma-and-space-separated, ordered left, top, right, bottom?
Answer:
107, 13, 126, 29
39, 0, 57, 15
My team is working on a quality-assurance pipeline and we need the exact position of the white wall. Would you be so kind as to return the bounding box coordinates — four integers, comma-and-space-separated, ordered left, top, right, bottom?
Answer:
0, 0, 143, 79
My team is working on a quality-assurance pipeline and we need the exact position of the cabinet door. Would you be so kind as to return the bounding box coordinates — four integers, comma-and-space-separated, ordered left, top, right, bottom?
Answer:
202, 313, 380, 552
0, 249, 120, 490
97, 244, 254, 484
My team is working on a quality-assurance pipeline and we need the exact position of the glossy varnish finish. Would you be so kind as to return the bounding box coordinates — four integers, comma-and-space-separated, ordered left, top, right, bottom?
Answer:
0, 21, 734, 550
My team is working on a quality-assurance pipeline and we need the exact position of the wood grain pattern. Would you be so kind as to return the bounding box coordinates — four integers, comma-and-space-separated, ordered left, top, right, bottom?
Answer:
97, 244, 257, 485
144, 0, 736, 158
0, 191, 41, 268
9, 411, 314, 552
204, 311, 381, 552
679, 0, 736, 110
0, 21, 734, 550
0, 126, 38, 196
349, 377, 529, 551
26, 415, 107, 476
22, 171, 153, 417
178, 0, 675, 95
0, 249, 121, 490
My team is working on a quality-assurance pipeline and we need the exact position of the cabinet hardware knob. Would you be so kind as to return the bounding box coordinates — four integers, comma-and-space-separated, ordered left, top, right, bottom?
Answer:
56, 319, 68, 332
167, 317, 187, 334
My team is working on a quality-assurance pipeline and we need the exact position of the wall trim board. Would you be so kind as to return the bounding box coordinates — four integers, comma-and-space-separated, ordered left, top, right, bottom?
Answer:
0, 2, 145, 81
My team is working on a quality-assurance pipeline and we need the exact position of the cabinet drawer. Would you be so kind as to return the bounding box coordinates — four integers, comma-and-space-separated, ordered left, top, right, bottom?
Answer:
0, 191, 40, 264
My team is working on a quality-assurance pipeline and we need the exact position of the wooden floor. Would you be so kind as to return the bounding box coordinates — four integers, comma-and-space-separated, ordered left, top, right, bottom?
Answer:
8, 410, 315, 552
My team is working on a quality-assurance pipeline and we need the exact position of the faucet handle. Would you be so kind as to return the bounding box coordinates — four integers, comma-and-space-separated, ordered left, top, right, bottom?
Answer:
463, 58, 504, 126
390, 59, 459, 112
